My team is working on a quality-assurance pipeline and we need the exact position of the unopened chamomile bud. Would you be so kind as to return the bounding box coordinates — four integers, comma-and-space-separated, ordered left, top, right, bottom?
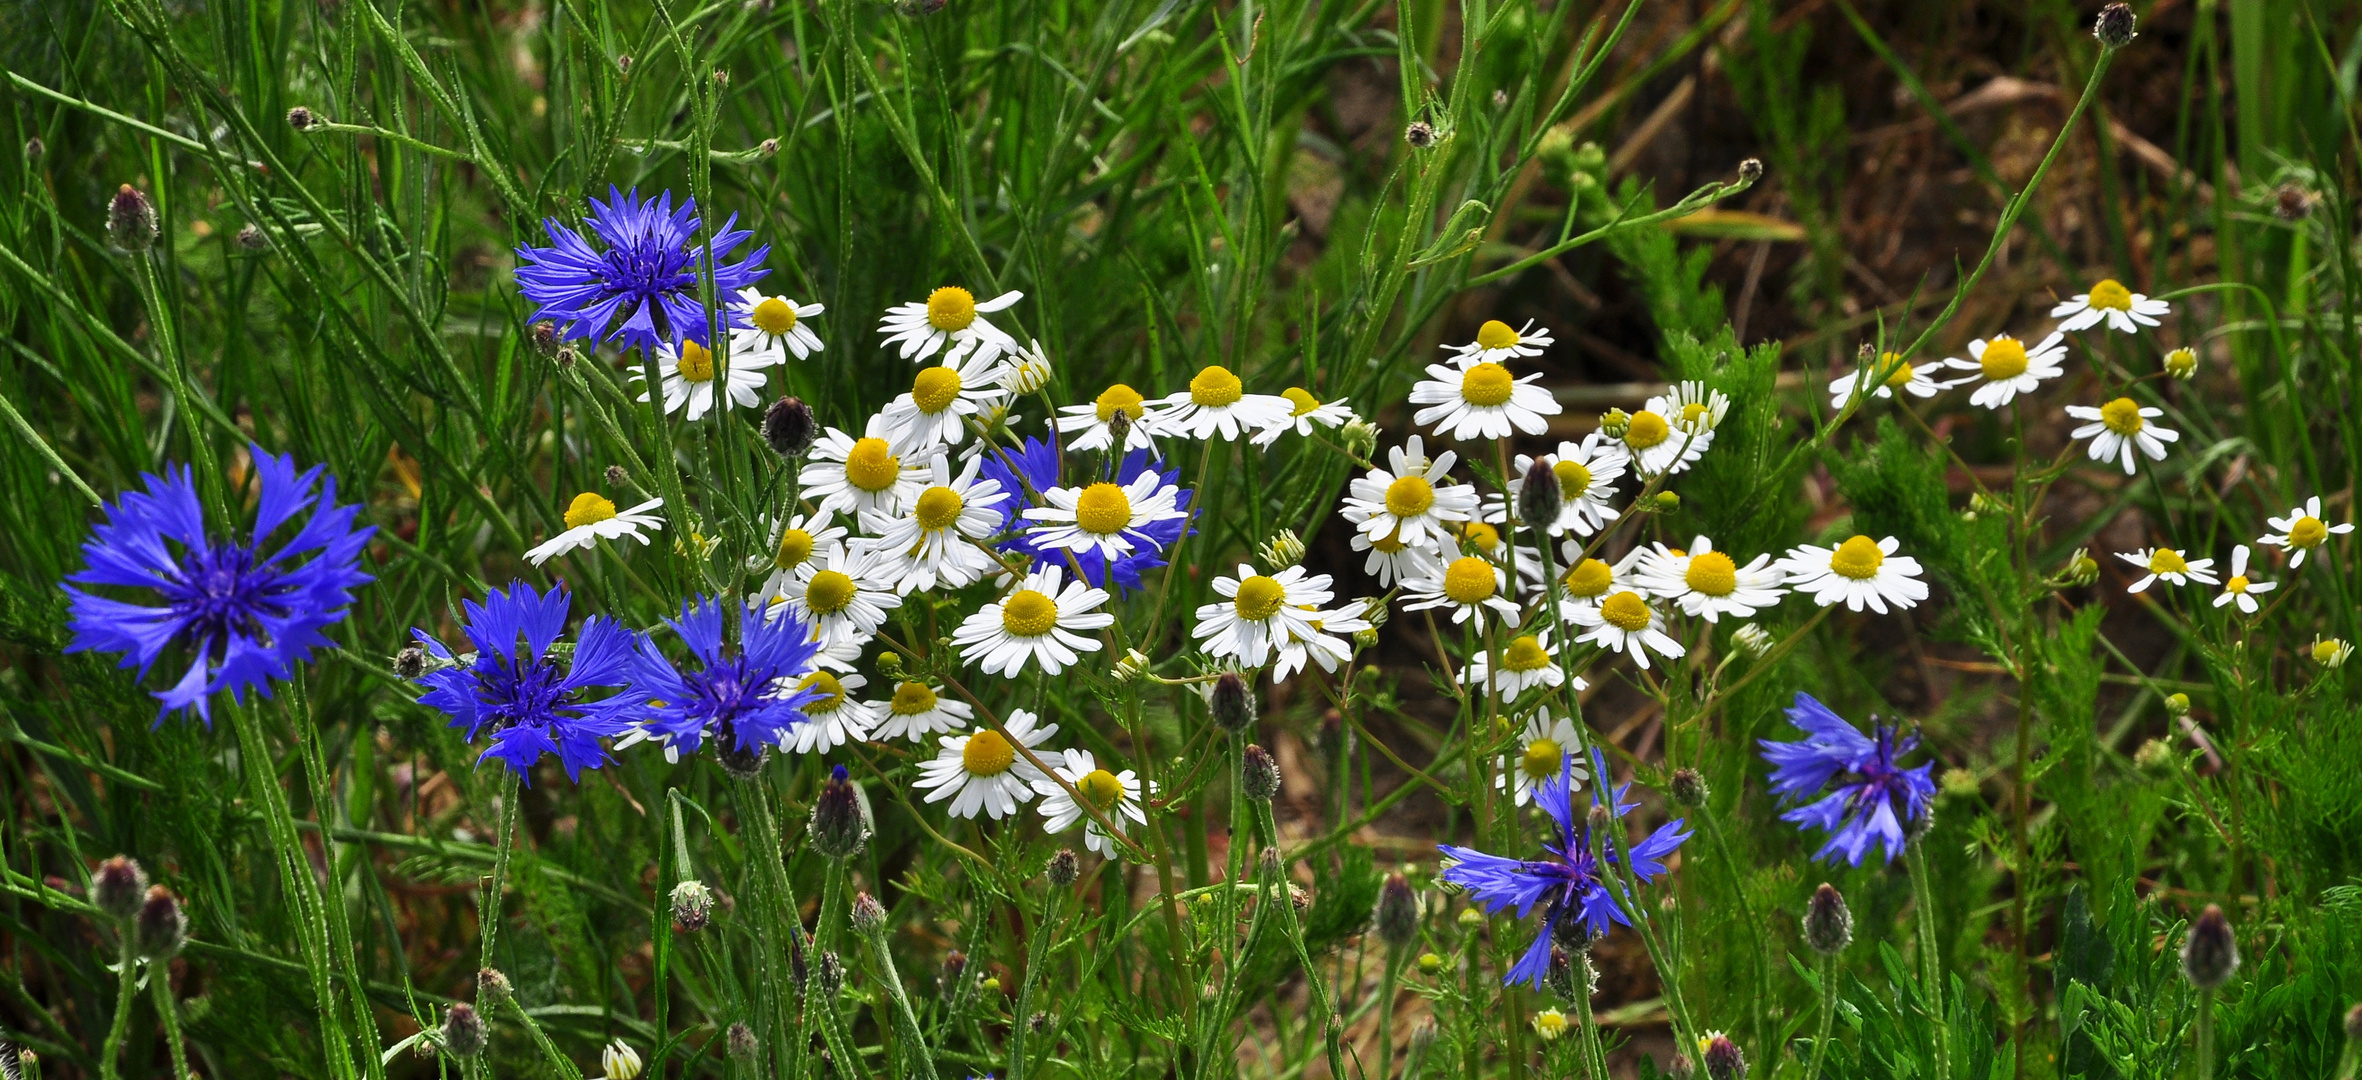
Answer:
1005, 344, 1054, 395
2182, 904, 2239, 989
94, 857, 147, 922
1668, 768, 1709, 810
873, 652, 906, 681
2164, 692, 2192, 718
981, 975, 1002, 994
1803, 883, 1853, 955
601, 1039, 643, 1080
441, 1003, 487, 1057
1598, 408, 1631, 439
1375, 873, 1419, 950
1111, 648, 1151, 683
1353, 627, 1380, 650
670, 880, 715, 932
2064, 548, 2101, 587
1258, 529, 1307, 570
1208, 672, 1255, 733
1456, 907, 1483, 930
1652, 491, 1681, 512
850, 892, 887, 934
2134, 738, 2175, 775
23, 136, 43, 159
1338, 419, 1379, 459
2163, 347, 2198, 380
1241, 744, 1280, 803
1046, 848, 1080, 887
1731, 623, 1773, 658
1417, 951, 1443, 975
135, 886, 187, 960
1517, 457, 1561, 528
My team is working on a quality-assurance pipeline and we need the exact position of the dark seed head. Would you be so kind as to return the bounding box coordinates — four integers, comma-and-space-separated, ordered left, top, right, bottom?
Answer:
1029, 1011, 1050, 1033
1405, 121, 1438, 148
1703, 1032, 1747, 1080
726, 1021, 757, 1060
1736, 158, 1764, 184
604, 464, 629, 490
2094, 2, 2137, 48
616, 54, 633, 74
394, 644, 427, 679
1209, 672, 1255, 733
530, 321, 559, 354
1803, 883, 1853, 955
809, 764, 870, 860
1376, 873, 1419, 950
235, 223, 268, 250
441, 1002, 486, 1057
134, 886, 187, 959
1046, 848, 1080, 888
1516, 457, 1561, 530
93, 857, 147, 921
285, 105, 319, 131
763, 397, 818, 458
1241, 744, 1281, 803
107, 185, 159, 252
2182, 904, 2239, 989
1668, 767, 1708, 809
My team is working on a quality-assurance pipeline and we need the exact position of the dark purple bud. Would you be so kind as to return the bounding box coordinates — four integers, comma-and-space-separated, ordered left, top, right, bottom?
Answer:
1209, 672, 1255, 733
285, 105, 319, 131
441, 1002, 486, 1057
1803, 883, 1853, 955
1241, 744, 1280, 803
1517, 457, 1561, 529
1703, 1032, 1747, 1080
2182, 904, 2238, 989
809, 764, 870, 860
763, 397, 818, 459
1046, 848, 1079, 888
93, 857, 147, 921
107, 185, 158, 252
134, 886, 187, 959
1375, 873, 1418, 950
2094, 3, 2136, 48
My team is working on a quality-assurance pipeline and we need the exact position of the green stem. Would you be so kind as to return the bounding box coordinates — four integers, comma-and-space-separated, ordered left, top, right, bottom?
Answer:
2197, 987, 2216, 1080
149, 967, 196, 1080
1701, 808, 1770, 1062
1009, 881, 1060, 1080
227, 701, 356, 1080
858, 921, 940, 1080
97, 934, 137, 1080
1807, 950, 1838, 1080
1377, 945, 1405, 1080
1906, 837, 1951, 1080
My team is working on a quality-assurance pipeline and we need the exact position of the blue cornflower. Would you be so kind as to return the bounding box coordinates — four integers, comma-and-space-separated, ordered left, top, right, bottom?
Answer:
515, 187, 769, 354
1438, 753, 1692, 988
65, 449, 375, 726
629, 596, 827, 759
978, 435, 1193, 594
410, 582, 643, 783
1759, 692, 1936, 865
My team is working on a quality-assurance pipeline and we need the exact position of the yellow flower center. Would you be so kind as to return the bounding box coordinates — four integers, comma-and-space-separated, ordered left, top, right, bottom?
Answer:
1519, 738, 1562, 780
1078, 768, 1125, 809
962, 730, 1016, 776
563, 492, 617, 529
1189, 365, 1244, 407
1460, 521, 1501, 552
889, 682, 939, 716
2164, 347, 2197, 376
1385, 475, 1436, 518
1979, 337, 2029, 380
752, 297, 798, 335
2289, 516, 2329, 548
797, 671, 846, 714
1600, 590, 1652, 631
1680, 402, 1712, 428
2225, 574, 2250, 594
1563, 558, 1612, 598
1623, 410, 1670, 449
2086, 278, 2134, 312
1073, 483, 1133, 535
2148, 548, 2189, 575
1283, 387, 1321, 417
1533, 1011, 1570, 1040
675, 340, 715, 383
926, 286, 977, 331
1502, 635, 1550, 672
914, 486, 965, 530
1233, 575, 1287, 621
1553, 459, 1592, 500
1460, 362, 1515, 407
1684, 551, 1739, 596
1373, 532, 1410, 553
2315, 640, 2347, 663
1095, 383, 1147, 423
911, 366, 964, 414
803, 570, 857, 615
843, 438, 901, 492
1442, 556, 1497, 605
1001, 589, 1059, 637
1475, 319, 1521, 351
1880, 354, 1914, 388
773, 527, 815, 570
1829, 535, 1885, 580
2099, 397, 2144, 435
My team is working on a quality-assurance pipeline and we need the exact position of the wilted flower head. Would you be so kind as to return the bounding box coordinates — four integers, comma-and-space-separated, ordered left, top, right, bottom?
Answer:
600, 1038, 643, 1080
2313, 638, 2353, 668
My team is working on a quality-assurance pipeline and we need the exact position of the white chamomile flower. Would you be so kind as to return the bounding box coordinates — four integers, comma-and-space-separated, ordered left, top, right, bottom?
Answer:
811, 635, 866, 673
728, 286, 825, 361
1618, 385, 1724, 478
1192, 564, 1334, 673
2257, 496, 2353, 568
1633, 536, 1786, 623
914, 710, 1060, 820
601, 1040, 642, 1080
2211, 545, 2277, 614
783, 669, 878, 754
1569, 590, 1686, 670
1342, 436, 1481, 552
1942, 333, 2067, 410
747, 509, 847, 578
1408, 355, 1561, 440
525, 493, 665, 566
1779, 534, 1929, 613
1445, 318, 1556, 364
1402, 555, 1522, 628
878, 285, 1023, 363
1154, 365, 1294, 441
869, 680, 974, 742
1252, 387, 1360, 446
1001, 339, 1055, 395
1465, 629, 1578, 698
1828, 351, 1947, 410
1499, 712, 1590, 807
2050, 278, 2170, 334
1055, 382, 1165, 457
638, 338, 769, 422
800, 416, 928, 518
2067, 396, 2179, 475
860, 454, 1011, 593
1024, 468, 1189, 561
765, 542, 904, 649
1035, 748, 1151, 858
1351, 529, 1444, 588
2118, 547, 2218, 592
951, 565, 1115, 677
1285, 599, 1375, 681
880, 342, 1011, 449
1491, 435, 1627, 537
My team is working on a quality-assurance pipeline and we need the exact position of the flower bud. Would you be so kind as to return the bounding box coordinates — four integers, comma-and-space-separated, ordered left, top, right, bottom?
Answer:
1375, 873, 1419, 950
1670, 1053, 1697, 1079
1732, 623, 1773, 657
2064, 548, 2101, 587
616, 54, 633, 74
134, 886, 187, 960
1517, 457, 1561, 529
1288, 882, 1312, 916
809, 765, 871, 860
759, 137, 781, 158
235, 223, 268, 250
1405, 121, 1438, 148
1598, 408, 1631, 439
2182, 904, 2238, 989
2163, 346, 2198, 380
1456, 907, 1483, 930
599, 465, 627, 491
1939, 767, 1979, 800
441, 1003, 487, 1057
762, 397, 818, 458
1028, 1011, 1050, 1033
1668, 767, 1708, 809
713, 737, 767, 780
727, 1021, 757, 1061
1046, 848, 1080, 888
1803, 883, 1853, 955
982, 975, 1003, 994
1416, 951, 1443, 975
1208, 672, 1255, 733
1652, 491, 1682, 513
553, 345, 580, 371
1531, 1008, 1569, 1042
2094, 2, 2137, 49
1736, 158, 1763, 185
1005, 343, 1054, 395
941, 950, 967, 986
2274, 186, 2315, 222
107, 185, 159, 252
601, 1038, 643, 1080
849, 891, 887, 935
1703, 1032, 1747, 1080
817, 950, 843, 996
286, 105, 319, 131
1258, 529, 1307, 571
1338, 419, 1379, 459
2134, 738, 2175, 775
2164, 692, 2191, 718
670, 880, 715, 932
2315, 638, 2354, 668
1240, 744, 1280, 803
93, 857, 147, 922
2346, 1001, 2362, 1043
1106, 409, 1133, 447
1353, 627, 1380, 650
711, 69, 731, 88
24, 136, 43, 159
394, 644, 427, 679
1111, 648, 1151, 682
477, 967, 513, 1009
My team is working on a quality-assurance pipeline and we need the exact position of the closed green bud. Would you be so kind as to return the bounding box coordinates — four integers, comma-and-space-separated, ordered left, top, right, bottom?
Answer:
1375, 873, 1419, 950
1241, 744, 1280, 803
809, 765, 871, 860
849, 891, 887, 935
1416, 951, 1443, 974
875, 651, 906, 680
134, 886, 187, 960
93, 857, 147, 922
1258, 529, 1307, 570
670, 880, 715, 932
1803, 883, 1853, 955
2182, 904, 2238, 989
1598, 408, 1631, 439
1668, 768, 1708, 809
2164, 692, 2191, 718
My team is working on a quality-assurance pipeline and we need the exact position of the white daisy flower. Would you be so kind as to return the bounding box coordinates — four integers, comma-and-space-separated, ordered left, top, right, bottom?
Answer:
2211, 545, 2277, 614
1491, 435, 1627, 537
638, 338, 769, 422
1023, 469, 1190, 561
1252, 387, 1360, 446
1569, 590, 1686, 670
1034, 748, 1152, 858
2066, 396, 2178, 475
1551, 552, 1624, 624
1618, 383, 1727, 478
1001, 339, 1055, 395
1192, 564, 1334, 672
1445, 318, 1556, 365
2050, 278, 2170, 334
1341, 436, 1481, 552
859, 454, 1011, 593
1402, 555, 1522, 628
800, 416, 928, 518
951, 565, 1115, 677
2257, 496, 2353, 568
1633, 536, 1786, 623
913, 709, 1060, 820
1498, 712, 1590, 807
765, 542, 904, 649
747, 509, 847, 578
1350, 529, 1444, 588
1942, 333, 2067, 410
879, 343, 1011, 450
869, 680, 975, 743
1779, 534, 1929, 613
525, 494, 664, 566
783, 669, 879, 754
727, 286, 825, 362
1054, 382, 1165, 457
1154, 365, 1294, 441
1408, 356, 1561, 440
1828, 352, 1947, 410
2117, 547, 2218, 592
1464, 629, 1578, 698
1283, 599, 1376, 682
878, 286, 1023, 363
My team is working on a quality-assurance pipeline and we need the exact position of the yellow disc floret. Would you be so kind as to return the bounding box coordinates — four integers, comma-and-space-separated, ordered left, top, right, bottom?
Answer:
1829, 536, 1885, 580
773, 527, 815, 570
803, 570, 857, 615
1233, 575, 1287, 621
1553, 459, 1592, 500
1442, 556, 1498, 605
1502, 635, 1551, 672
1283, 387, 1321, 416
1460, 521, 1501, 552
1001, 590, 1060, 637
2099, 397, 2144, 435
1563, 558, 1612, 598
1879, 353, 1914, 388
911, 366, 964, 414
914, 486, 965, 530
1475, 319, 1521, 351
962, 729, 1016, 775
1078, 768, 1125, 809
1073, 483, 1133, 535
1095, 383, 1146, 423
1623, 410, 1671, 449
926, 286, 978, 331
1519, 737, 1563, 780
752, 297, 798, 335
675, 340, 715, 383
843, 438, 902, 492
1385, 475, 1436, 518
1460, 362, 1515, 407
1979, 337, 2029, 380
889, 682, 939, 716
1189, 365, 1245, 407
2289, 516, 2330, 548
1600, 591, 1652, 631
564, 492, 617, 529
2086, 279, 2134, 312
798, 671, 846, 713
2148, 548, 2189, 576
1684, 551, 1739, 596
